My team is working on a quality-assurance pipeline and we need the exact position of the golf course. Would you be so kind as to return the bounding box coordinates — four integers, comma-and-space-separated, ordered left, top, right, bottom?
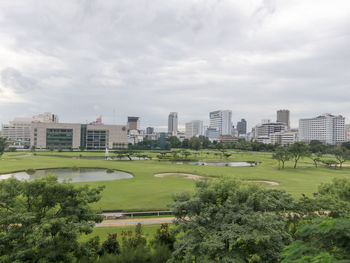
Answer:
1, 150, 349, 212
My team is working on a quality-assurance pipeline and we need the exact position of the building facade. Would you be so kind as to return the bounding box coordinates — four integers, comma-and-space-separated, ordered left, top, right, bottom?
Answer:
168, 112, 178, 136
237, 119, 247, 135
346, 124, 350, 141
146, 127, 154, 135
299, 114, 345, 145
255, 122, 287, 138
276, 110, 290, 129
127, 117, 140, 131
209, 110, 232, 137
270, 130, 298, 146
185, 120, 204, 138
31, 123, 128, 149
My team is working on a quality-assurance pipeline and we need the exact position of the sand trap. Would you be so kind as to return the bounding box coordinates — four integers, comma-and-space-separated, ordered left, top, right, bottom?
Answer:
154, 173, 204, 180
249, 180, 280, 186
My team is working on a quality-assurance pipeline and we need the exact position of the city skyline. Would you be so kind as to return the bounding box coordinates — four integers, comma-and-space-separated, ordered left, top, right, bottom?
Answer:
1, 1, 350, 129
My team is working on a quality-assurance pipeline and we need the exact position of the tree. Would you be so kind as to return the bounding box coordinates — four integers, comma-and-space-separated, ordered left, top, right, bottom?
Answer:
309, 140, 326, 153
272, 146, 291, 169
288, 142, 310, 168
0, 137, 6, 158
79, 145, 86, 151
169, 180, 294, 262
167, 136, 182, 149
309, 152, 323, 168
189, 137, 201, 151
333, 147, 350, 168
282, 217, 350, 262
0, 175, 104, 262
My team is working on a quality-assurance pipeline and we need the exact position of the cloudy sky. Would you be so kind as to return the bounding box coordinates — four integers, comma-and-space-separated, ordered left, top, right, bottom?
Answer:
0, 0, 350, 131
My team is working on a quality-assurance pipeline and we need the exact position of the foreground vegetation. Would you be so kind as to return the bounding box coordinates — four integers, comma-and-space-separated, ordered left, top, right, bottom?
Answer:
2, 176, 350, 262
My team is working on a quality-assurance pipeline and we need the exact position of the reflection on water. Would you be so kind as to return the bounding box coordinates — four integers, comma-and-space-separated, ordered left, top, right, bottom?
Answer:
0, 168, 133, 182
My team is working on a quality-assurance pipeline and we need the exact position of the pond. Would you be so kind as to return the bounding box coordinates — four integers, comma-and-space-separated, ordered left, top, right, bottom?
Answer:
0, 168, 133, 182
175, 161, 259, 167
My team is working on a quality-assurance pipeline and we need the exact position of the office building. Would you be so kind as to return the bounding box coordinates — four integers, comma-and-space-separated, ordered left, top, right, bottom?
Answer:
168, 112, 178, 136
1, 112, 59, 143
185, 120, 204, 138
346, 124, 350, 141
205, 127, 220, 140
209, 110, 232, 136
277, 110, 290, 129
237, 119, 247, 135
255, 122, 287, 138
270, 130, 298, 146
299, 114, 345, 145
127, 117, 140, 131
146, 127, 154, 135
31, 122, 128, 149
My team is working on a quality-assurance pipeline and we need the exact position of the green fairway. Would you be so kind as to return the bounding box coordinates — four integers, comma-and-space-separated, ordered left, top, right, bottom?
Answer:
1, 151, 350, 211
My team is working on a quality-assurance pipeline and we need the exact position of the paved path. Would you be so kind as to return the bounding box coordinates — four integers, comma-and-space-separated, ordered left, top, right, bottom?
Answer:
96, 217, 176, 227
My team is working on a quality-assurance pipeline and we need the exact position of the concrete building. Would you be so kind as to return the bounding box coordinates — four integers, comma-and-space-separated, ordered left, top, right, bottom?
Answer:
237, 119, 247, 135
185, 120, 204, 138
31, 123, 127, 150
168, 112, 178, 136
205, 127, 220, 140
277, 110, 290, 129
127, 117, 140, 131
1, 113, 59, 144
346, 124, 350, 141
209, 110, 232, 136
146, 127, 154, 135
219, 135, 238, 144
255, 122, 287, 139
270, 130, 298, 146
299, 114, 345, 145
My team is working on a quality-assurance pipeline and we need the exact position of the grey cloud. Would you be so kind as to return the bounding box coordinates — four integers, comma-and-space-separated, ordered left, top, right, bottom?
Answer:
0, 0, 350, 130
1, 68, 38, 93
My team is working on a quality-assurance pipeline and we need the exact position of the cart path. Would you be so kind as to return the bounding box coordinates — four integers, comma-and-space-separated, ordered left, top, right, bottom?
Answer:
95, 217, 176, 227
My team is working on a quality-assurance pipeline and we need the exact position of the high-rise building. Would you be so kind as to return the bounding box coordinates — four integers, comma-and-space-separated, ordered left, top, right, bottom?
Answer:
209, 110, 232, 136
146, 127, 154, 135
346, 124, 350, 142
127, 117, 140, 131
299, 114, 345, 145
237, 119, 247, 135
168, 112, 178, 136
277, 110, 290, 129
185, 120, 203, 138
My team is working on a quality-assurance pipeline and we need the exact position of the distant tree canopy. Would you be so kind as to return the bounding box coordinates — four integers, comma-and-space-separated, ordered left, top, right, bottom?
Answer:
0, 175, 104, 263
0, 137, 6, 157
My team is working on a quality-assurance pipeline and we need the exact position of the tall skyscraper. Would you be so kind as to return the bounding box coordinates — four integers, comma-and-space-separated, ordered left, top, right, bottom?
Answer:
237, 119, 247, 135
299, 114, 345, 145
185, 120, 204, 138
209, 110, 232, 137
146, 127, 154, 135
277, 110, 290, 129
168, 112, 178, 136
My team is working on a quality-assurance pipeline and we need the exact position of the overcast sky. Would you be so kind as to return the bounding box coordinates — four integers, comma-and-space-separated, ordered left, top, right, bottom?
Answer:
0, 0, 350, 131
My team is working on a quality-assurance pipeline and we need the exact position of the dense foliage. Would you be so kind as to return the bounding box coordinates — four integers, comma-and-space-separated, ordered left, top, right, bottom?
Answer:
0, 175, 104, 263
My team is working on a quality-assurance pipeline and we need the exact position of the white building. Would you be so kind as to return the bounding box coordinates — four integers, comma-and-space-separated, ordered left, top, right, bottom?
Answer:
346, 124, 350, 141
255, 122, 287, 139
209, 110, 232, 137
270, 130, 298, 146
168, 112, 178, 136
299, 114, 345, 145
185, 120, 204, 138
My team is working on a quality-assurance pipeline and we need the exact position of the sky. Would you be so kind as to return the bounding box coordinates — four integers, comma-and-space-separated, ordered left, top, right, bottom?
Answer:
0, 0, 350, 131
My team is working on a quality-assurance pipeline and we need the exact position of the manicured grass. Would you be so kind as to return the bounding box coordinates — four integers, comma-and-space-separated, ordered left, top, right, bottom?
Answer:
1, 151, 350, 211
79, 225, 161, 243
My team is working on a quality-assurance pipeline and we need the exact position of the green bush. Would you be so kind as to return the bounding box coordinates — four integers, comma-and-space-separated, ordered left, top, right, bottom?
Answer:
106, 169, 114, 174
26, 168, 36, 175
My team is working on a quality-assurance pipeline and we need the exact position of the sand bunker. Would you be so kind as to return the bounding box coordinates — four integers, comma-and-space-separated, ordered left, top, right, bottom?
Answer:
249, 180, 280, 186
154, 173, 204, 180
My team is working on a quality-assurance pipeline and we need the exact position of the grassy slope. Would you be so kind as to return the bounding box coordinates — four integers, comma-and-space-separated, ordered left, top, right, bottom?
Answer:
1, 151, 350, 211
